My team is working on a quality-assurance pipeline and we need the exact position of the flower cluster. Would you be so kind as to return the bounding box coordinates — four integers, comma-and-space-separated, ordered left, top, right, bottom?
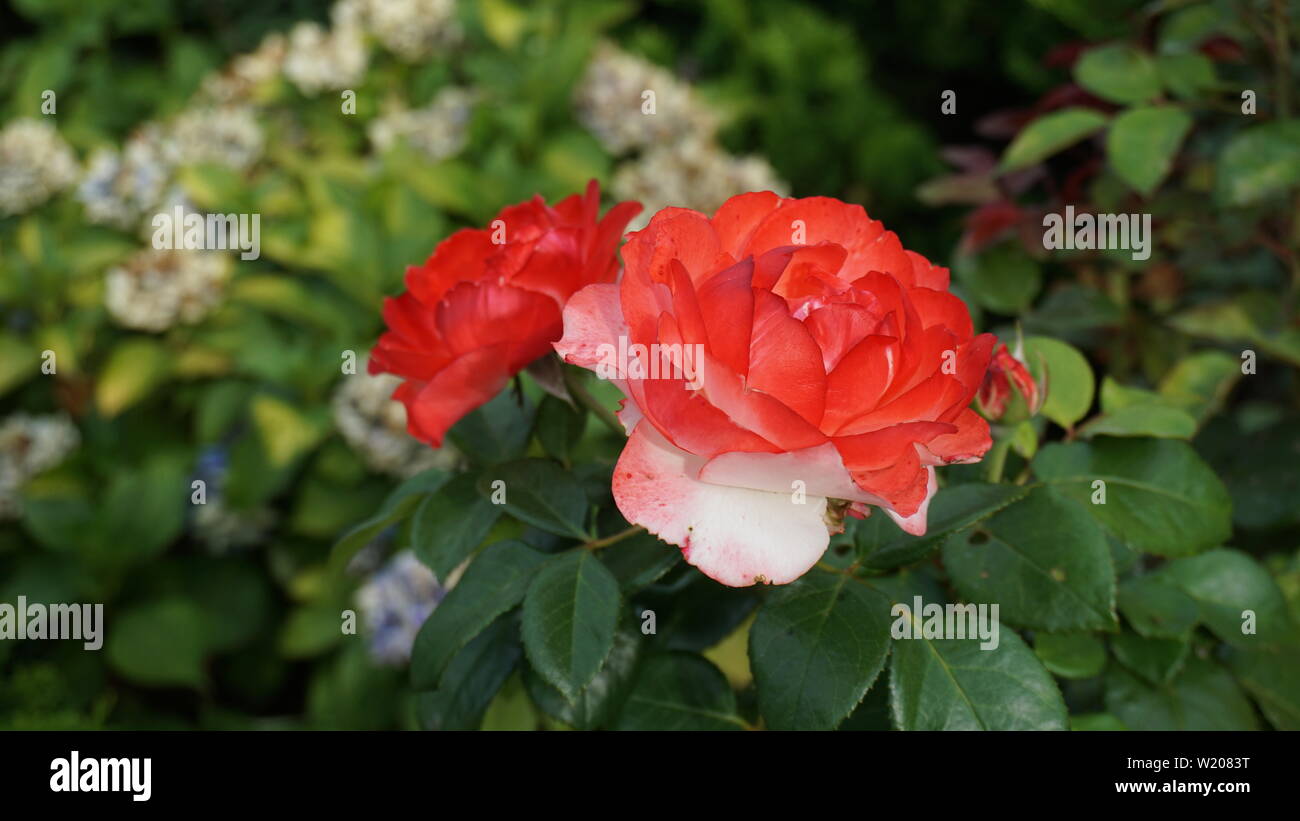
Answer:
356, 551, 451, 664
332, 358, 461, 477
104, 248, 230, 332
0, 119, 79, 216
367, 87, 476, 162
0, 413, 80, 521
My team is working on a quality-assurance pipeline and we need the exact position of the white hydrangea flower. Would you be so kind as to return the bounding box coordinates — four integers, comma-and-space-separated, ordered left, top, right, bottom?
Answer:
104, 248, 230, 332
573, 42, 717, 156
169, 104, 264, 171
0, 118, 80, 216
367, 87, 475, 161
613, 135, 789, 230
200, 33, 288, 104
0, 413, 80, 520
332, 358, 460, 478
283, 8, 369, 96
356, 0, 462, 61
356, 551, 448, 665
76, 125, 174, 230
192, 499, 276, 554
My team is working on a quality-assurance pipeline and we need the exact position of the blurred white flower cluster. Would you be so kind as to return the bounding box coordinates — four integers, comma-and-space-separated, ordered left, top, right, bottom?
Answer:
367, 86, 475, 161
356, 0, 462, 61
200, 33, 288, 104
0, 413, 79, 521
76, 125, 174, 230
283, 3, 369, 96
356, 550, 450, 665
170, 104, 265, 172
574, 42, 787, 229
0, 118, 79, 216
332, 358, 460, 478
104, 248, 230, 332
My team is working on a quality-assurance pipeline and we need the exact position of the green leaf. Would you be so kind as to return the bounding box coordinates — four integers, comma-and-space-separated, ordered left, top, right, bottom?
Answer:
1080, 403, 1197, 439
1071, 713, 1128, 731
1162, 549, 1296, 646
329, 469, 450, 572
411, 471, 502, 579
410, 540, 548, 689
1034, 631, 1106, 679
613, 652, 745, 730
524, 626, 642, 730
1075, 43, 1161, 104
1033, 438, 1232, 557
599, 532, 681, 591
0, 333, 37, 397
999, 107, 1109, 172
1106, 106, 1192, 196
1216, 120, 1300, 206
1110, 632, 1188, 685
1025, 336, 1094, 429
1156, 351, 1240, 425
890, 628, 1067, 730
943, 485, 1116, 631
95, 338, 172, 417
1105, 657, 1259, 730
483, 458, 592, 540
1223, 643, 1300, 730
521, 549, 621, 699
954, 242, 1041, 315
535, 394, 586, 467
106, 598, 207, 688
1117, 575, 1199, 639
749, 568, 892, 730
447, 389, 534, 465
1156, 52, 1217, 100
863, 483, 1031, 570
416, 614, 522, 731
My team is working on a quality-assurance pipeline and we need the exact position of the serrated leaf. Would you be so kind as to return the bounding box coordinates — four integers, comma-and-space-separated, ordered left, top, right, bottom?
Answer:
890, 628, 1067, 730
1105, 656, 1259, 730
612, 652, 745, 730
749, 569, 892, 730
1033, 438, 1232, 557
1117, 575, 1198, 638
1110, 632, 1188, 685
329, 469, 450, 572
416, 614, 522, 731
943, 485, 1116, 631
410, 540, 548, 689
411, 471, 502, 579
483, 458, 592, 540
1162, 549, 1296, 646
521, 549, 621, 698
524, 626, 642, 729
863, 482, 1031, 570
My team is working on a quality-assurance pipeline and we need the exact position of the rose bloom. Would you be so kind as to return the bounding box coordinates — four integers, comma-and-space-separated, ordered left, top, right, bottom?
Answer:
556, 192, 995, 587
370, 181, 641, 446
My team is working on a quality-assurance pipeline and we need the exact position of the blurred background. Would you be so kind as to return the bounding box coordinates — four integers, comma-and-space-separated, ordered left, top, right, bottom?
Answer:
1, 0, 1297, 729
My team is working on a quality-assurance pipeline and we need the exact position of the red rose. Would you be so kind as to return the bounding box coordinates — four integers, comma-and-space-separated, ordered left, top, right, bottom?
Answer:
556, 192, 995, 586
370, 181, 641, 446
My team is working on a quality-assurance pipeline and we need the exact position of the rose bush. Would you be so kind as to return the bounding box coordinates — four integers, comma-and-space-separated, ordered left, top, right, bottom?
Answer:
557, 193, 994, 586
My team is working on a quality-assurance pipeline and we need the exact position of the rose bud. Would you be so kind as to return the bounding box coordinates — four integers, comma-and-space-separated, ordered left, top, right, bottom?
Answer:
370, 181, 641, 446
978, 340, 1043, 420
556, 192, 995, 587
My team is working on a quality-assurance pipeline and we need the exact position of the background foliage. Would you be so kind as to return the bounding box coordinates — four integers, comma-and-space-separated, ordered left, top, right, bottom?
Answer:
1, 0, 1297, 730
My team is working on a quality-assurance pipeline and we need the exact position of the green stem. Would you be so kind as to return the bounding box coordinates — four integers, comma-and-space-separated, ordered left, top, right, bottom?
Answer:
563, 365, 625, 436
985, 436, 1012, 484
584, 525, 645, 550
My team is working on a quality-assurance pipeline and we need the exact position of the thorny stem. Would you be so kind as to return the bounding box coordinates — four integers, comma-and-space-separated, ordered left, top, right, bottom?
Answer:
562, 365, 625, 436
583, 525, 644, 550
